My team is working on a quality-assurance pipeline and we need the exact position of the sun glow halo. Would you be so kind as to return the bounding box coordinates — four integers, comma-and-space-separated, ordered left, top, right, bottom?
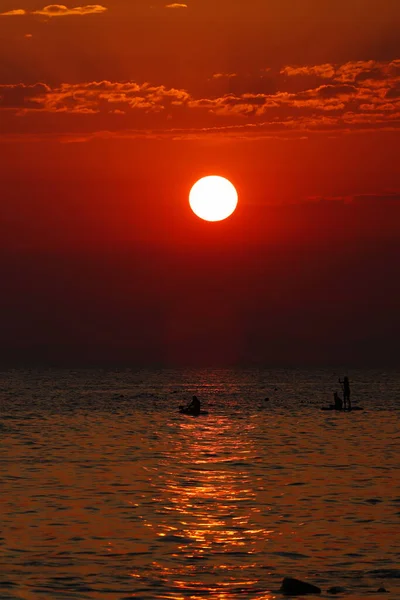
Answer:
189, 176, 238, 222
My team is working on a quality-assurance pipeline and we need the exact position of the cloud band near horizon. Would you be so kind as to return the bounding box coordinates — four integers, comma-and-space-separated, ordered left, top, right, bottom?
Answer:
0, 60, 399, 139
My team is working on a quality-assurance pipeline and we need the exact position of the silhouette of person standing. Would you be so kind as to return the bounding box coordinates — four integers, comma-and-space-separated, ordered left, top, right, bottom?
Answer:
339, 376, 351, 410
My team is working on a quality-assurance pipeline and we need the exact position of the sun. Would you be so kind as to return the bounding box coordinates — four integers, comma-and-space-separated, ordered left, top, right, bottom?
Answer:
189, 176, 238, 222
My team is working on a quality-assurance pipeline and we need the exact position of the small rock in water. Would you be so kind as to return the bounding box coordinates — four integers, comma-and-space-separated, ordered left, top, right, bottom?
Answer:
377, 588, 388, 593
280, 577, 321, 595
327, 586, 347, 594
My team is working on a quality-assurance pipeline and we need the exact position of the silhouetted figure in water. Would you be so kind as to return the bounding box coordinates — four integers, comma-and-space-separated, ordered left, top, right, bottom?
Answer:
187, 395, 201, 415
339, 376, 351, 410
333, 392, 343, 410
179, 395, 201, 415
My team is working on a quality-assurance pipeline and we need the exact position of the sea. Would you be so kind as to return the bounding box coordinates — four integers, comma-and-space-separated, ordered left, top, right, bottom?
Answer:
0, 367, 399, 600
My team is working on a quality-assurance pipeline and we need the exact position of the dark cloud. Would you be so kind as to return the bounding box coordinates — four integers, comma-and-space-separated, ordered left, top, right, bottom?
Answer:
0, 83, 50, 108
317, 84, 357, 98
386, 85, 400, 98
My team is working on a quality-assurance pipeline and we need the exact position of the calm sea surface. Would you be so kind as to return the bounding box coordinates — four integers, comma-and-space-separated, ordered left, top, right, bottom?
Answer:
0, 368, 399, 600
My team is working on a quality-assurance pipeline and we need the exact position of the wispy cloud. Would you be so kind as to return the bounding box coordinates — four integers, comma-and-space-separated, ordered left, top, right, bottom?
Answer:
165, 3, 187, 8
307, 193, 400, 206
280, 59, 400, 84
281, 64, 336, 79
0, 9, 27, 15
212, 73, 238, 80
0, 4, 107, 17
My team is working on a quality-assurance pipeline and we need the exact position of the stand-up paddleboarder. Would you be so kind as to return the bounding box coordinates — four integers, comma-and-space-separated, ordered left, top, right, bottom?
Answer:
339, 376, 351, 410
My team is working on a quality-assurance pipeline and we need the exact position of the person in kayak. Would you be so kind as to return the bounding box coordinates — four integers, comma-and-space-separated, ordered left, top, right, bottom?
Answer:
186, 395, 201, 415
179, 396, 203, 415
179, 395, 201, 415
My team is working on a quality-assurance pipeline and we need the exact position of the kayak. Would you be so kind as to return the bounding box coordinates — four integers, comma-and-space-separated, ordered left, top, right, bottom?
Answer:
178, 408, 209, 416
321, 406, 363, 411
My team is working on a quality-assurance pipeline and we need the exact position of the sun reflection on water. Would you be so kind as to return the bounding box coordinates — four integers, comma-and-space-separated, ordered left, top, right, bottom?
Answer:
134, 414, 275, 598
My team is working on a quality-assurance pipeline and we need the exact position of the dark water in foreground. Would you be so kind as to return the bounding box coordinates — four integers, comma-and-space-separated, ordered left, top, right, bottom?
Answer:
0, 368, 399, 600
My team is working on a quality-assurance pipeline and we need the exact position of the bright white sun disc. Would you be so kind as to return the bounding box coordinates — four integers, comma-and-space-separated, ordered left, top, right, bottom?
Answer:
189, 176, 238, 222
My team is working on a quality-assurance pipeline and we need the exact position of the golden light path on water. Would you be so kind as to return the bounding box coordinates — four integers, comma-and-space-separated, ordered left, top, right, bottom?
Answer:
133, 414, 276, 599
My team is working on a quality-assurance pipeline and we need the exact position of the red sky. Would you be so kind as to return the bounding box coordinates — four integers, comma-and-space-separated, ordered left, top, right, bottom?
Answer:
0, 0, 399, 366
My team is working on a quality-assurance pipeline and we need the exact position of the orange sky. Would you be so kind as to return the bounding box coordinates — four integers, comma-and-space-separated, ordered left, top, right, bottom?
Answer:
0, 1, 399, 366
